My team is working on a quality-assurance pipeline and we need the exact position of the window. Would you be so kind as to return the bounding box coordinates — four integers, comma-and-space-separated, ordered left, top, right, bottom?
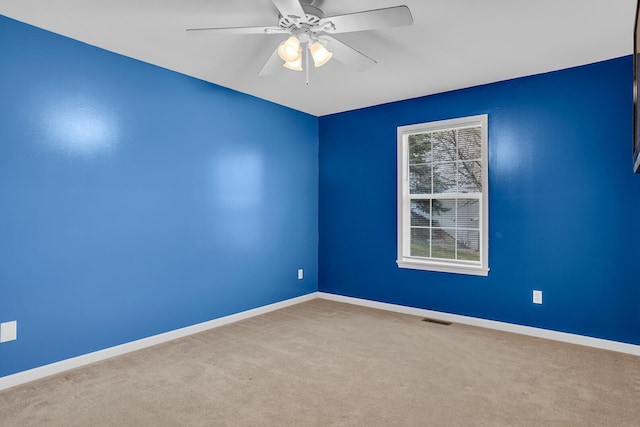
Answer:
397, 115, 488, 276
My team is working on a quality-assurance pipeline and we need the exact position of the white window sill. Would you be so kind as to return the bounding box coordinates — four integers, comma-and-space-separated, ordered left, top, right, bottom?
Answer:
397, 259, 489, 276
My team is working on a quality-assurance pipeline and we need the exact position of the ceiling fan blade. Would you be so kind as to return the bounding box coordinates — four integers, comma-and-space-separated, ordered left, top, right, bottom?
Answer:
322, 36, 376, 72
318, 6, 413, 34
271, 0, 306, 20
186, 26, 286, 36
259, 47, 284, 76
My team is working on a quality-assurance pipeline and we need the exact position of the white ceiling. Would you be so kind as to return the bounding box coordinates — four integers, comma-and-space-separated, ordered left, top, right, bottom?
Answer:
0, 0, 635, 116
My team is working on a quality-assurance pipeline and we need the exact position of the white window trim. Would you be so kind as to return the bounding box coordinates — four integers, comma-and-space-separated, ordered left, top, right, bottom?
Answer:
397, 114, 489, 276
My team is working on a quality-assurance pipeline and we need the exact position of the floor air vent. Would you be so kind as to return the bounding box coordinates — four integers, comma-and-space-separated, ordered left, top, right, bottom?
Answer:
422, 318, 452, 326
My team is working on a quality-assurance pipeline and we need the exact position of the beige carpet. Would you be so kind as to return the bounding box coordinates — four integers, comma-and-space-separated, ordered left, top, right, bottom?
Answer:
1, 299, 639, 426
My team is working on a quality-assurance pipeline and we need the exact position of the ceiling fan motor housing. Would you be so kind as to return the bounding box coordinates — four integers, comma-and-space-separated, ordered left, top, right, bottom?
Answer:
278, 5, 324, 31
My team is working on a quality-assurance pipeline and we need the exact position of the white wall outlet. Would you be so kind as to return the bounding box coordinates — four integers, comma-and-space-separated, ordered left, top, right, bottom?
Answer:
297, 269, 303, 280
0, 320, 17, 343
533, 290, 542, 304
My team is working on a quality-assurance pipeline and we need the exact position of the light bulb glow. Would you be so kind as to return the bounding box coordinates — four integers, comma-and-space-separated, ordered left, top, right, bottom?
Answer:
278, 36, 301, 62
309, 42, 332, 67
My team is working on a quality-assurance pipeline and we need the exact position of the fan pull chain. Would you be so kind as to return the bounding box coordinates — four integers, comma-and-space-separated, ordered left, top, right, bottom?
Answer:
305, 42, 310, 85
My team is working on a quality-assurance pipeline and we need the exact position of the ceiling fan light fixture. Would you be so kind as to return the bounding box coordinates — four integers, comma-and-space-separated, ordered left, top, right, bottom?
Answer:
309, 42, 332, 67
277, 36, 301, 62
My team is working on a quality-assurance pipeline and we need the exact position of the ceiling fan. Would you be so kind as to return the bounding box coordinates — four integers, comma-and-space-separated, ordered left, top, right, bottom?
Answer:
186, 0, 413, 79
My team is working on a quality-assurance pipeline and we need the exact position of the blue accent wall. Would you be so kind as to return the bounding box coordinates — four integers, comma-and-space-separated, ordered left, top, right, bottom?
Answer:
319, 56, 640, 346
0, 15, 318, 377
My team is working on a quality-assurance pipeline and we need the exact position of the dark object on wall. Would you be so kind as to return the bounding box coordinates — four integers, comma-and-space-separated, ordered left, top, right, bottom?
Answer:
634, 0, 640, 173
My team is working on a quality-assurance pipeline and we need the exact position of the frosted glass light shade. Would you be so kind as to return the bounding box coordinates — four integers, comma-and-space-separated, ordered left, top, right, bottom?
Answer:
278, 36, 301, 62
309, 42, 332, 67
283, 57, 303, 71
283, 45, 303, 71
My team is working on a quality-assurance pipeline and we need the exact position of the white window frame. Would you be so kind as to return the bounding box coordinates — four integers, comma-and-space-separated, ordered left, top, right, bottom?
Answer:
397, 114, 489, 276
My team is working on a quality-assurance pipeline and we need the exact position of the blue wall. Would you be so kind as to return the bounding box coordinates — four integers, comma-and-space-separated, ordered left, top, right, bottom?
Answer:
0, 15, 318, 377
319, 56, 640, 346
2, 14, 640, 381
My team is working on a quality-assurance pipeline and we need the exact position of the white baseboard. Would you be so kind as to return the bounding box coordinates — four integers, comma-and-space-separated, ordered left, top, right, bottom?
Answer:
3, 291, 638, 392
317, 292, 640, 357
0, 293, 317, 392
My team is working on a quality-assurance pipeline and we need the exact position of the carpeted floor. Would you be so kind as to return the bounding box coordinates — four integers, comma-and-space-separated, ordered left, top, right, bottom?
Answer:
1, 299, 639, 426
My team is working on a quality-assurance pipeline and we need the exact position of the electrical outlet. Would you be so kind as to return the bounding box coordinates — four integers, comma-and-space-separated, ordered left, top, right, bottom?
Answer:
298, 269, 303, 280
533, 290, 542, 304
0, 320, 17, 343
